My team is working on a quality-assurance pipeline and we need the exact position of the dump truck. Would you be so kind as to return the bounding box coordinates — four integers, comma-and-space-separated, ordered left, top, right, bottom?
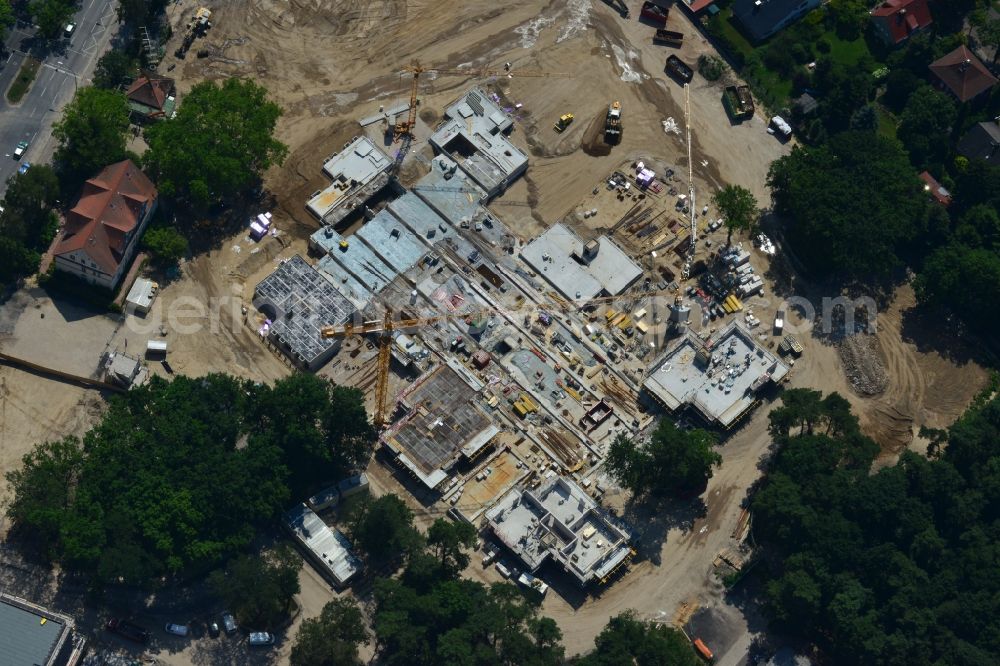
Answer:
653, 28, 684, 47
723, 85, 754, 121
554, 113, 574, 132
665, 55, 693, 84
640, 1, 669, 26
605, 101, 623, 145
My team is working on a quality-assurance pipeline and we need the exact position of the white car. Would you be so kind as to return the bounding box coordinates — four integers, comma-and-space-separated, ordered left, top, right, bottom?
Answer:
249, 632, 275, 646
164, 623, 189, 637
13, 141, 27, 159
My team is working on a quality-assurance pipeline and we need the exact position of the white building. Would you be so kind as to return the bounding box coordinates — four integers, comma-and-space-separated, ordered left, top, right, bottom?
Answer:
284, 503, 361, 588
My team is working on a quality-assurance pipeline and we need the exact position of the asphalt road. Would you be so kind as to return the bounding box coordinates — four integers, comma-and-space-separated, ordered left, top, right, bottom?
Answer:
0, 0, 118, 195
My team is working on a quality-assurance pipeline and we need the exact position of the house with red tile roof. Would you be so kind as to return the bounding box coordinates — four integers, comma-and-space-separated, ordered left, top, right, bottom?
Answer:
929, 45, 999, 103
51, 160, 158, 291
870, 0, 933, 46
125, 75, 176, 121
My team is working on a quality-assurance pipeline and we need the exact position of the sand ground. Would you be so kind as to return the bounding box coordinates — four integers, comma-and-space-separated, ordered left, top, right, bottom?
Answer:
0, 1, 990, 662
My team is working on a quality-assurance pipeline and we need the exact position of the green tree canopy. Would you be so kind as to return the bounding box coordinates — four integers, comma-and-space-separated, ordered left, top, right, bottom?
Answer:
897, 85, 957, 170
712, 184, 759, 245
210, 544, 300, 628
53, 87, 130, 186
0, 0, 14, 42
767, 131, 928, 280
291, 598, 369, 666
116, 0, 167, 28
93, 50, 140, 90
347, 494, 423, 568
427, 518, 478, 578
4, 373, 375, 584
606, 420, 721, 498
575, 611, 701, 666
29, 0, 75, 39
752, 389, 1000, 663
1, 164, 60, 249
141, 225, 188, 265
143, 78, 287, 210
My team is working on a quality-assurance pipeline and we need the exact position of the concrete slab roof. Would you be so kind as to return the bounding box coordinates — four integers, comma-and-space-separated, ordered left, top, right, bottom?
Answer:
387, 189, 455, 243
356, 209, 429, 274
383, 362, 499, 490
285, 503, 361, 587
310, 226, 398, 294
411, 161, 487, 228
643, 321, 788, 427
315, 256, 372, 310
306, 136, 392, 223
485, 475, 633, 586
521, 224, 643, 302
429, 88, 527, 197
0, 595, 71, 666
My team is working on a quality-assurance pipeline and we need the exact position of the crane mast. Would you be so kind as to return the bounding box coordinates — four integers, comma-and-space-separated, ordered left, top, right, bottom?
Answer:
685, 82, 696, 264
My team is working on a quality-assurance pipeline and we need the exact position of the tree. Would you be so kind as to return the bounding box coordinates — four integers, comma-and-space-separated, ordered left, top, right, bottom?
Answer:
3, 372, 371, 584
827, 0, 868, 40
576, 611, 701, 666
814, 61, 873, 134
93, 50, 139, 90
141, 225, 188, 265
606, 420, 721, 498
848, 104, 878, 133
143, 78, 287, 210
53, 87, 130, 185
0, 237, 40, 284
1, 164, 60, 249
897, 85, 957, 169
116, 0, 167, 28
426, 518, 477, 577
0, 0, 14, 42
29, 0, 75, 39
347, 494, 423, 567
712, 184, 759, 246
914, 242, 1000, 338
291, 598, 369, 666
767, 131, 928, 280
210, 544, 301, 628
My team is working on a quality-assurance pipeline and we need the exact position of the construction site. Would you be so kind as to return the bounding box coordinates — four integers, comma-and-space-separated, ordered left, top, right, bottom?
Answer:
0, 2, 992, 665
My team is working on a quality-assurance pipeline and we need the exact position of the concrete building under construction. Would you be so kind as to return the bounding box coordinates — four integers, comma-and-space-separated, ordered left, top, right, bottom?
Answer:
484, 475, 634, 587
306, 136, 394, 226
382, 361, 500, 491
643, 320, 789, 428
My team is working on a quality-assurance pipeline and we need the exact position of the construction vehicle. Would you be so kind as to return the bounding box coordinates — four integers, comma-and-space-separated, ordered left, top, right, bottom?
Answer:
653, 28, 684, 47
723, 85, 754, 121
692, 638, 714, 661
666, 55, 693, 84
174, 7, 212, 59
554, 113, 574, 132
640, 1, 669, 26
604, 101, 622, 145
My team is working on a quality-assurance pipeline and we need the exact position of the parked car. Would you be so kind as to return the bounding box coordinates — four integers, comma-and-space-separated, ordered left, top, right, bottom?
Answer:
249, 632, 275, 647
164, 623, 189, 637
64, 22, 76, 38
106, 618, 151, 644
13, 141, 27, 159
221, 612, 238, 635
18, 162, 30, 175
208, 621, 220, 638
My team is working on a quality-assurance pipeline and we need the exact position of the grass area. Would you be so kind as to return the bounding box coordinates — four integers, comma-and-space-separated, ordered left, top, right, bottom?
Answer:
6, 57, 42, 104
825, 33, 871, 67
877, 107, 898, 139
710, 7, 754, 61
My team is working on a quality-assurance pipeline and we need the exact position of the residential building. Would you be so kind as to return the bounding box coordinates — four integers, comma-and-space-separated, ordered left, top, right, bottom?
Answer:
870, 0, 932, 46
732, 0, 821, 43
51, 160, 158, 291
956, 120, 1000, 163
929, 45, 999, 103
126, 75, 176, 120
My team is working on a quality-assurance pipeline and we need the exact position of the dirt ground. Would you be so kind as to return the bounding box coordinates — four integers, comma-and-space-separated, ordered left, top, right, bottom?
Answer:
0, 1, 991, 662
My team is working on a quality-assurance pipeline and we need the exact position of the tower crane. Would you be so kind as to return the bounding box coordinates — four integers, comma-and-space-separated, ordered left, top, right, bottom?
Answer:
683, 82, 696, 276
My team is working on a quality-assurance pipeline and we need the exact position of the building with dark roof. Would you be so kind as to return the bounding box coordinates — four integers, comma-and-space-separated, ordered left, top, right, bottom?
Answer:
956, 120, 1000, 163
126, 75, 176, 120
918, 171, 952, 206
870, 0, 932, 45
929, 45, 999, 103
51, 160, 158, 291
0, 593, 82, 666
732, 0, 821, 42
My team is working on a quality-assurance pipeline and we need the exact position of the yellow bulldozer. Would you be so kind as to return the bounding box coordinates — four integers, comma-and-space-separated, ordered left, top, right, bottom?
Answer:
554, 113, 574, 132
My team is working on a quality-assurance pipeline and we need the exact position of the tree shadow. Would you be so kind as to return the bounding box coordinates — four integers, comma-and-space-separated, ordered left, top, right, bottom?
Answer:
620, 493, 707, 567
899, 302, 996, 367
